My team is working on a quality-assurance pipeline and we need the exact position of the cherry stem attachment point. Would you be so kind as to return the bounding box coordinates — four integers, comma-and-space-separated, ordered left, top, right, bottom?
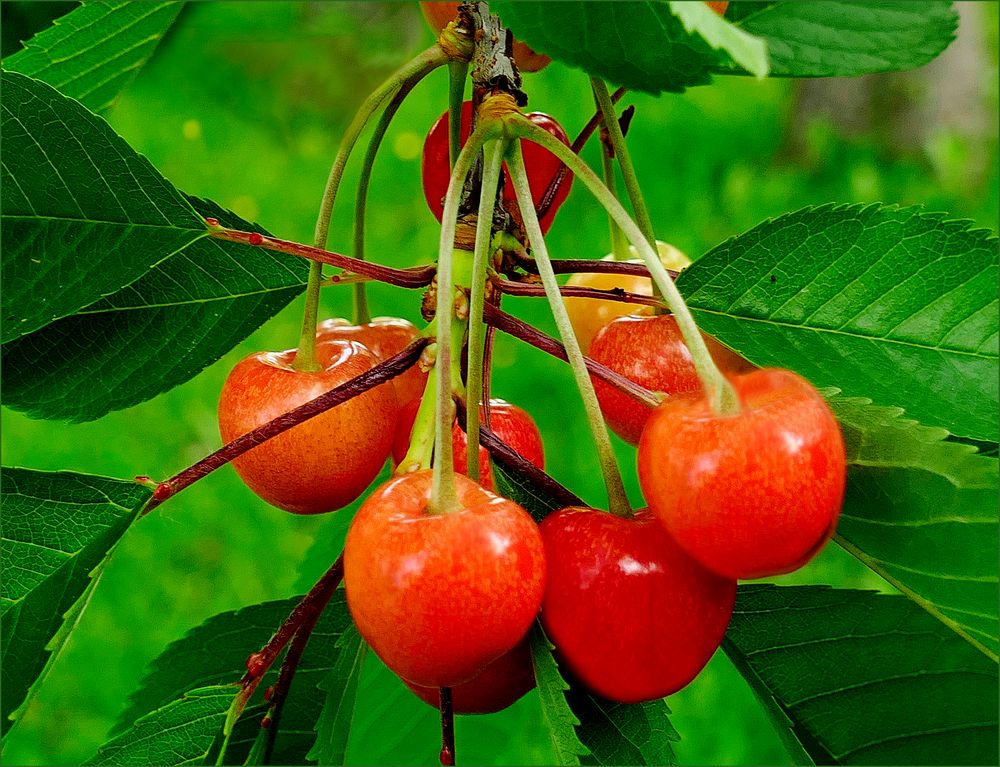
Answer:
141, 338, 429, 514
505, 140, 633, 519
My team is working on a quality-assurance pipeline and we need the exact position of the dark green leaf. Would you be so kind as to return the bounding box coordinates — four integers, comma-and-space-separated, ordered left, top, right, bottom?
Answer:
0, 468, 149, 736
1, 197, 307, 422
0, 70, 206, 344
307, 625, 366, 765
492, 1, 723, 95
492, 461, 573, 523
2, 1, 184, 114
725, 585, 999, 766
720, 1, 957, 78
88, 685, 235, 766
570, 691, 679, 766
529, 625, 589, 766
831, 396, 999, 659
678, 204, 999, 441
110, 593, 353, 766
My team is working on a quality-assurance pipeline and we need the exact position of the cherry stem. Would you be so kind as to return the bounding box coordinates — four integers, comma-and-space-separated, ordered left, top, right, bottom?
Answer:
506, 141, 633, 519
295, 44, 447, 371
210, 229, 435, 288
447, 60, 468, 171
439, 687, 456, 766
431, 120, 496, 515
397, 359, 439, 474
592, 77, 655, 249
491, 273, 663, 309
455, 400, 584, 515
508, 115, 741, 417
465, 138, 507, 483
141, 338, 429, 514
352, 77, 420, 325
481, 303, 660, 408
513, 255, 668, 278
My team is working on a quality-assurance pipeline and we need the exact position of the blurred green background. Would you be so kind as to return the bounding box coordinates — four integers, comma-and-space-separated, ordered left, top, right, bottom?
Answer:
2, 2, 997, 765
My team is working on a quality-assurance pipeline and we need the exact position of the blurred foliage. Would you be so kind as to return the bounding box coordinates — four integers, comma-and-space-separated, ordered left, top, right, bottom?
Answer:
1, 2, 996, 765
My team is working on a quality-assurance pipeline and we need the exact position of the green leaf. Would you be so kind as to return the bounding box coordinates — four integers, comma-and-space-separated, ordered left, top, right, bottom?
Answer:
493, 461, 573, 524
669, 1, 769, 79
111, 593, 354, 766
529, 625, 589, 766
830, 396, 999, 659
307, 625, 366, 765
492, 1, 723, 95
88, 685, 235, 766
0, 468, 149, 736
2, 1, 184, 114
721, 1, 957, 78
677, 204, 999, 441
1, 197, 307, 422
570, 691, 679, 766
724, 585, 999, 766
0, 70, 207, 344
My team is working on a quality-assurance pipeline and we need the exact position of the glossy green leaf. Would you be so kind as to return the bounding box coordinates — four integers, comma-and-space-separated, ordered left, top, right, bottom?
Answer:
2, 1, 184, 114
725, 585, 999, 766
1, 468, 149, 736
570, 691, 679, 766
1, 197, 307, 422
0, 70, 206, 344
88, 685, 234, 766
668, 1, 768, 79
492, 1, 723, 95
307, 624, 366, 766
831, 396, 999, 659
678, 204, 999, 441
111, 593, 353, 766
720, 1, 957, 78
530, 625, 589, 766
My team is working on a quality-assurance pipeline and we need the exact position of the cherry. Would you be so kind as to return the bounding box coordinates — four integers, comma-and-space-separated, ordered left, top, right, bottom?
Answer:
419, 2, 552, 73
343, 470, 546, 688
589, 313, 754, 445
539, 506, 736, 704
402, 638, 535, 714
421, 101, 572, 234
638, 368, 846, 580
392, 398, 544, 489
316, 316, 427, 410
706, 1, 729, 15
564, 240, 692, 355
217, 340, 397, 514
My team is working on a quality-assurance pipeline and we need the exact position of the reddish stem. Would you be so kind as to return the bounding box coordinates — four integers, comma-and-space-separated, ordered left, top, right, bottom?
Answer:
439, 687, 456, 766
481, 304, 660, 408
143, 338, 429, 513
211, 228, 436, 289
491, 275, 663, 309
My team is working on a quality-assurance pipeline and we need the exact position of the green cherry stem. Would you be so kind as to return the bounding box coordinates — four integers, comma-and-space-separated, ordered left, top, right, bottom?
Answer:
506, 140, 633, 520
508, 114, 741, 417
591, 77, 656, 249
430, 120, 496, 515
352, 76, 420, 325
295, 43, 448, 372
593, 89, 629, 262
447, 60, 469, 170
464, 137, 507, 483
397, 353, 439, 474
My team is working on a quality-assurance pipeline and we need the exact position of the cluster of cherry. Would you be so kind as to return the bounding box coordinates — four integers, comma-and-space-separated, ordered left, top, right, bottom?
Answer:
216, 0, 846, 714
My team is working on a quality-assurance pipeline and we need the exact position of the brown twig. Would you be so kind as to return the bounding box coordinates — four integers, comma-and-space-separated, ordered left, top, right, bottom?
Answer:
439, 687, 456, 766
490, 274, 663, 309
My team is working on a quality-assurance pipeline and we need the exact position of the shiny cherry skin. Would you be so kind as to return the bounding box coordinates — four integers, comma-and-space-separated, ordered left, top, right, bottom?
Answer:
344, 470, 546, 688
422, 101, 572, 234
539, 506, 736, 703
419, 2, 551, 72
565, 240, 692, 355
218, 340, 397, 514
403, 638, 535, 714
316, 316, 427, 409
589, 314, 754, 445
638, 368, 846, 580
392, 398, 545, 490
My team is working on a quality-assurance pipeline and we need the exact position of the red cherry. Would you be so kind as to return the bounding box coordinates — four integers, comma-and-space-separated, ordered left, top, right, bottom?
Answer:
589, 314, 755, 445
638, 368, 846, 580
343, 470, 545, 688
539, 506, 736, 703
403, 638, 535, 714
706, 1, 729, 16
421, 101, 572, 234
316, 317, 427, 410
392, 398, 545, 490
217, 340, 397, 514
